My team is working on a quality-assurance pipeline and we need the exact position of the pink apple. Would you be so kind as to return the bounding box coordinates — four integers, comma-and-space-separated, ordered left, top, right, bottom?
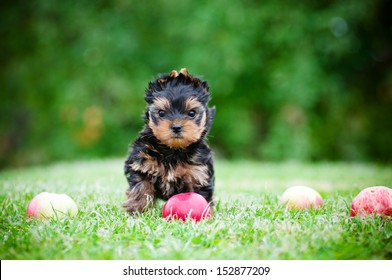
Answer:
162, 192, 211, 222
350, 186, 392, 217
26, 192, 78, 220
280, 186, 323, 210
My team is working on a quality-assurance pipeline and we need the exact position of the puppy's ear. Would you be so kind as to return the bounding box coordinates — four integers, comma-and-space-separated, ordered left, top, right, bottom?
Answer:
206, 106, 216, 131
145, 81, 156, 104
208, 106, 216, 121
144, 110, 150, 123
145, 92, 154, 104
145, 73, 171, 104
201, 81, 210, 92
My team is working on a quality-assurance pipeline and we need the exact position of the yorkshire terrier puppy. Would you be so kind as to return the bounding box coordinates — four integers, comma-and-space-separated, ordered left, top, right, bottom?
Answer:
123, 68, 216, 214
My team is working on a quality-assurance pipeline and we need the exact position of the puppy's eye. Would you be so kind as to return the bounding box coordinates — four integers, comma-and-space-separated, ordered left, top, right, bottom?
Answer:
188, 110, 196, 118
158, 110, 166, 117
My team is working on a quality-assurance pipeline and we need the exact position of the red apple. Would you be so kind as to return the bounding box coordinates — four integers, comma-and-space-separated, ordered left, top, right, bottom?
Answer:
280, 186, 323, 210
162, 192, 211, 222
26, 192, 78, 220
350, 186, 392, 217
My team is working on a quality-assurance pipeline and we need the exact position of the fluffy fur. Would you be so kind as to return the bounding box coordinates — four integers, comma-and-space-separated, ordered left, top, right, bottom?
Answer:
123, 68, 216, 214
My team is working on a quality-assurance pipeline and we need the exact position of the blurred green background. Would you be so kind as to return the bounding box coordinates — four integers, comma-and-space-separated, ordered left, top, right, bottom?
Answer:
1, 0, 392, 168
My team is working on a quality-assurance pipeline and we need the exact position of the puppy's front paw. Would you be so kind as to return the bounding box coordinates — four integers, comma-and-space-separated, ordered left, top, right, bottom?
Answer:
123, 190, 154, 214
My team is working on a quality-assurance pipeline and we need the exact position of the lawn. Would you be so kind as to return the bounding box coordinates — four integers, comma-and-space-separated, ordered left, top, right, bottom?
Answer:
0, 159, 391, 260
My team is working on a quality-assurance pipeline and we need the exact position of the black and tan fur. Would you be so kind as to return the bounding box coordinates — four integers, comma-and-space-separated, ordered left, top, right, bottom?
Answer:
123, 68, 216, 214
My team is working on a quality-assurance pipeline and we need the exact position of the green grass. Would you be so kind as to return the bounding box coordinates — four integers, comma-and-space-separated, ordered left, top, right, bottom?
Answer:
1, 159, 392, 260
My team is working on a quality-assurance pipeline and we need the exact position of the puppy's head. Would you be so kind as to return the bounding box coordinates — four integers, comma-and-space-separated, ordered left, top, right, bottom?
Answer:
144, 68, 215, 149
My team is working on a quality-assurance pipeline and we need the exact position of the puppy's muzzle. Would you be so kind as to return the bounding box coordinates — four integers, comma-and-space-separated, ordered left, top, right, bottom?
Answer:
171, 124, 182, 134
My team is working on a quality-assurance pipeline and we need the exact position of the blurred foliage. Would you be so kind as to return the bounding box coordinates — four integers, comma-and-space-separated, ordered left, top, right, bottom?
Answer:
1, 0, 392, 168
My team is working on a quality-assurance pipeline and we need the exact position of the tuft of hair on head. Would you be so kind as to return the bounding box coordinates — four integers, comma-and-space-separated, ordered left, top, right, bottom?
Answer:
145, 68, 210, 104
179, 68, 189, 77
170, 70, 178, 78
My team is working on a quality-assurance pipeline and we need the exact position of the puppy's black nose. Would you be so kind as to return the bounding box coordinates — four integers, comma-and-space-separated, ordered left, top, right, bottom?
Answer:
171, 124, 182, 133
